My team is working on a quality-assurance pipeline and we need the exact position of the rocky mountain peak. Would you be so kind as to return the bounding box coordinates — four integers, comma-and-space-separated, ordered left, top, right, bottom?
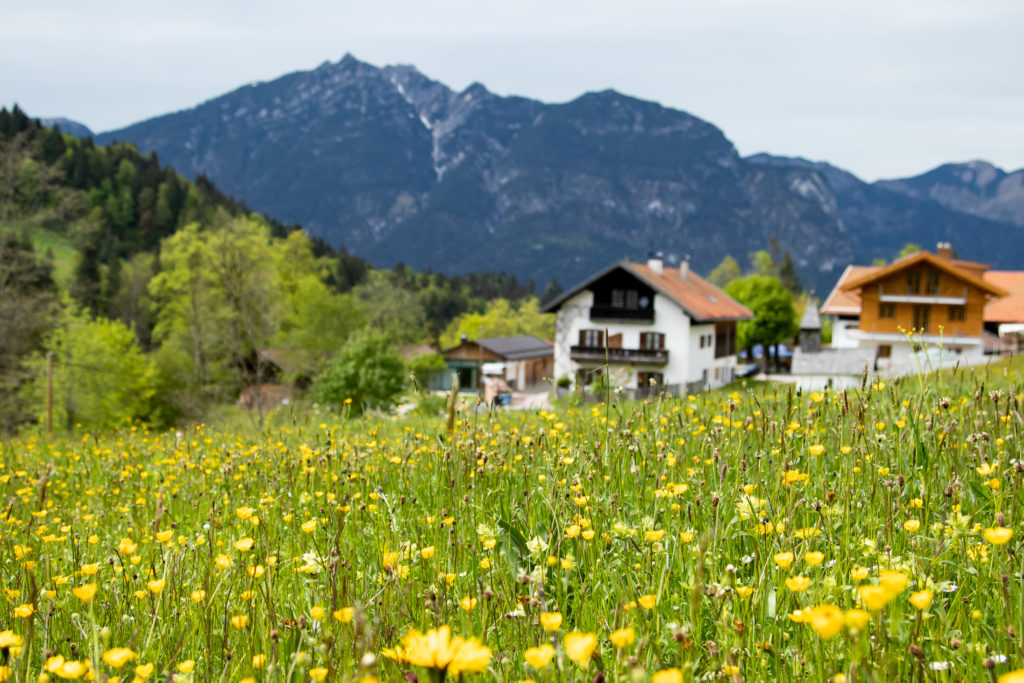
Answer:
94, 55, 1024, 292
877, 160, 1024, 226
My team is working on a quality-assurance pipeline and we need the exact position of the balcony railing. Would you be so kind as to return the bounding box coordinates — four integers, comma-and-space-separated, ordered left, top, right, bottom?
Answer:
570, 345, 668, 365
589, 306, 654, 322
877, 284, 966, 305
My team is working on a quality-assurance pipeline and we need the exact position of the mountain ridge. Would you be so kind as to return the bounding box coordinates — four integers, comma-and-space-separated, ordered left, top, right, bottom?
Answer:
96, 55, 1023, 293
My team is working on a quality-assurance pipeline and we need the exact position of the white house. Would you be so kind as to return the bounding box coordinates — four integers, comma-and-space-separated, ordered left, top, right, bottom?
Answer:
542, 255, 753, 395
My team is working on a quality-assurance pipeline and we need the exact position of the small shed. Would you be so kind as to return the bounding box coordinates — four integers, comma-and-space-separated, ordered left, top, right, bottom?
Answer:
439, 335, 554, 392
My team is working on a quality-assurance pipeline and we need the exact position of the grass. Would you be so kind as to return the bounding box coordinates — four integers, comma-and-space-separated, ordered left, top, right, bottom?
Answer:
0, 361, 1022, 682
2, 219, 78, 288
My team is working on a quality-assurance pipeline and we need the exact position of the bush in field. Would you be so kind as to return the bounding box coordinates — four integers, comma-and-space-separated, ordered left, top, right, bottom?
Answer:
313, 330, 405, 414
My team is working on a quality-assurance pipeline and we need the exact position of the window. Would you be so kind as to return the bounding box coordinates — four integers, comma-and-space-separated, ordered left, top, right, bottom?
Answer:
699, 335, 704, 348
715, 322, 736, 358
948, 305, 965, 321
576, 367, 604, 388
907, 271, 921, 294
579, 329, 604, 348
625, 290, 639, 310
925, 271, 940, 294
637, 372, 664, 391
640, 332, 665, 350
912, 305, 930, 333
877, 345, 892, 359
611, 289, 625, 308
878, 302, 896, 318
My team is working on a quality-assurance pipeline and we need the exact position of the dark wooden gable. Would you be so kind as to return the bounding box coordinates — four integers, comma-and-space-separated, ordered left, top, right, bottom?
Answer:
588, 267, 656, 311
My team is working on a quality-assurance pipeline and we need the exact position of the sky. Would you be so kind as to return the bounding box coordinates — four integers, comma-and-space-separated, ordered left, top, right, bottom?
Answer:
2, 0, 1023, 181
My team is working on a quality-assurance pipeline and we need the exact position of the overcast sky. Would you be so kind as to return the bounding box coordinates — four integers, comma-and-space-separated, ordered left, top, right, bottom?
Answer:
2, 0, 1022, 181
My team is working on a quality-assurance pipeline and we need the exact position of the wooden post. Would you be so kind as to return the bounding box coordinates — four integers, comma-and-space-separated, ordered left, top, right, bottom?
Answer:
46, 351, 53, 435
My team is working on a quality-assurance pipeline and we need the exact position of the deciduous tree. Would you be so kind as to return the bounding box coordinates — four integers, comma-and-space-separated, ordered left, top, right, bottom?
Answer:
725, 275, 798, 372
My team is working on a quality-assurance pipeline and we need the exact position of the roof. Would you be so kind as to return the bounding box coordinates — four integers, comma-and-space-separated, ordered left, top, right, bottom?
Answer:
799, 303, 822, 330
791, 347, 875, 376
478, 335, 553, 360
984, 271, 1024, 323
821, 265, 877, 315
543, 260, 753, 322
822, 255, 1020, 321
840, 251, 1007, 297
442, 335, 553, 361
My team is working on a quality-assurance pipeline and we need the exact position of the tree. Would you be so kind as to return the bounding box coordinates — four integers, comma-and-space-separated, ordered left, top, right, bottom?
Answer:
313, 331, 406, 415
439, 297, 555, 349
540, 278, 563, 305
778, 251, 803, 296
0, 131, 62, 222
748, 250, 777, 278
351, 270, 427, 345
276, 271, 363, 375
707, 255, 741, 288
898, 243, 921, 259
149, 217, 286, 422
0, 230, 57, 431
725, 275, 798, 372
23, 305, 157, 430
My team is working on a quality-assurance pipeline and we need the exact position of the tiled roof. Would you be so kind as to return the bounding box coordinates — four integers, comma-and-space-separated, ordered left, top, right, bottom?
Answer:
840, 251, 1006, 296
624, 263, 753, 322
984, 271, 1024, 324
820, 265, 877, 315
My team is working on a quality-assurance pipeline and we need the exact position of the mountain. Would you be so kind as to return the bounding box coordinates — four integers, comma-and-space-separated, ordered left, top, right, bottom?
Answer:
39, 117, 93, 138
97, 55, 1024, 293
746, 154, 1020, 274
875, 161, 1024, 227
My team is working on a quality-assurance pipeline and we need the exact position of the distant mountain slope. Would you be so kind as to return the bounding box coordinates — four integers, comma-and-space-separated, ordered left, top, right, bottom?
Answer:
39, 117, 93, 138
746, 154, 1021, 272
876, 161, 1024, 227
98, 55, 1024, 293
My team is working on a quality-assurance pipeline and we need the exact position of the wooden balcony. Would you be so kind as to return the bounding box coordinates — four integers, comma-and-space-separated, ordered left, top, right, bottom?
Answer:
877, 284, 967, 305
570, 345, 668, 366
589, 305, 654, 323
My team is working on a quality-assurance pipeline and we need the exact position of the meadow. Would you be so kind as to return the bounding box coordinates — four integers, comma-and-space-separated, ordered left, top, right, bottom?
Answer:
0, 362, 1022, 683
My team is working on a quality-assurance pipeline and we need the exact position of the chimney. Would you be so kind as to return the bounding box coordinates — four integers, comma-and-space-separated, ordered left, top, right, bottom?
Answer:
936, 242, 953, 260
679, 259, 690, 278
647, 251, 663, 275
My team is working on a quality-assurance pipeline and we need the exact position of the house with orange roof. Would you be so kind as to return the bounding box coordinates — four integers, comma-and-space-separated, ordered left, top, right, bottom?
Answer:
541, 254, 753, 395
820, 243, 1013, 366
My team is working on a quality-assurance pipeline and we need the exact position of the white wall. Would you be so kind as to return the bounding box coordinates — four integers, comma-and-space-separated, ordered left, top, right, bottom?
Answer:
688, 323, 740, 391
554, 291, 744, 392
831, 317, 860, 348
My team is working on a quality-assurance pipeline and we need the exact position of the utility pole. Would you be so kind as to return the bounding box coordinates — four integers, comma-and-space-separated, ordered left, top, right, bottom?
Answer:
46, 351, 53, 435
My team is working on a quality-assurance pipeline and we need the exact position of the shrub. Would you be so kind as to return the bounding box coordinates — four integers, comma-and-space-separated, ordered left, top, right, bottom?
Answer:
313, 331, 405, 415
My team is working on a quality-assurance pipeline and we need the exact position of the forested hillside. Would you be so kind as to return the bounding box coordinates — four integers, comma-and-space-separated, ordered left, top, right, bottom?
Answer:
0, 106, 552, 432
